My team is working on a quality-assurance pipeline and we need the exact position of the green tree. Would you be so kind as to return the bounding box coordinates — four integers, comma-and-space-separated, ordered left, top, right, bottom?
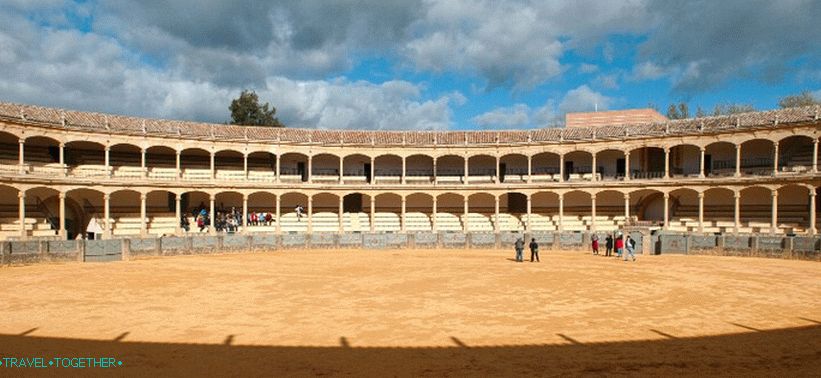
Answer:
778, 91, 821, 108
695, 106, 705, 118
229, 90, 283, 127
666, 104, 680, 119
678, 102, 689, 119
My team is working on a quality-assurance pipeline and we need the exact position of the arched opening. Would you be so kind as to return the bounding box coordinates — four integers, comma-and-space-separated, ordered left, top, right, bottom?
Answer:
739, 186, 773, 233
0, 185, 21, 240
630, 189, 664, 225
23, 186, 61, 238
499, 154, 527, 183
180, 148, 210, 181
24, 136, 61, 175
665, 188, 699, 232
405, 154, 434, 184
700, 188, 736, 233
247, 191, 277, 232
740, 139, 774, 176
65, 141, 106, 177
311, 193, 340, 232
280, 192, 309, 232
564, 190, 592, 231
627, 147, 665, 180
280, 153, 309, 183
466, 193, 494, 232
215, 149, 245, 181
65, 188, 104, 239
563, 151, 593, 181
778, 135, 814, 174
145, 146, 177, 180
342, 192, 371, 232
247, 151, 276, 182
374, 193, 401, 232
595, 190, 626, 231
343, 154, 371, 184
669, 144, 700, 177
704, 142, 736, 177
595, 149, 626, 181
108, 189, 141, 237
405, 193, 432, 232
435, 155, 465, 184
374, 154, 402, 184
467, 155, 496, 184
109, 143, 142, 178
145, 190, 179, 237
777, 185, 811, 234
312, 154, 340, 183
435, 193, 464, 231
531, 152, 560, 182
0, 131, 20, 171
528, 192, 558, 231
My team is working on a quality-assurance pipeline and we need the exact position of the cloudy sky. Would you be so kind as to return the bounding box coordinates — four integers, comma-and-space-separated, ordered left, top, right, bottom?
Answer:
1, 0, 820, 130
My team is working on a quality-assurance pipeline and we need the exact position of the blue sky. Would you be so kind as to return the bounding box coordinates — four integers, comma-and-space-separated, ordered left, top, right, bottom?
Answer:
1, 1, 819, 130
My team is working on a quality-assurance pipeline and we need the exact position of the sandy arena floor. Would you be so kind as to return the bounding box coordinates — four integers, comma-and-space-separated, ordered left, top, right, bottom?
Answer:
0, 249, 819, 376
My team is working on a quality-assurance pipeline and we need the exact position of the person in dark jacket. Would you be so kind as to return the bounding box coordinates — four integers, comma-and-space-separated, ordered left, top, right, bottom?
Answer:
605, 234, 613, 256
529, 238, 540, 262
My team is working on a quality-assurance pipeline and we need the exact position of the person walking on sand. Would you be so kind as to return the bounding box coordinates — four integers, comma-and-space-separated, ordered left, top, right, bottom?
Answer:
615, 234, 624, 259
605, 234, 613, 257
624, 235, 637, 261
529, 238, 540, 262
514, 237, 524, 262
591, 233, 599, 255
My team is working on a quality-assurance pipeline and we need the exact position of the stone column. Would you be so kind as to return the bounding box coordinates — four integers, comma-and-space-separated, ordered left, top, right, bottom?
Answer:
526, 194, 532, 232
558, 193, 564, 232
18, 139, 24, 174
175, 151, 181, 179
495, 155, 500, 184
209, 195, 216, 235
663, 193, 669, 231
813, 139, 819, 173
370, 156, 375, 185
734, 192, 741, 234
370, 196, 376, 232
664, 147, 670, 179
699, 147, 705, 178
735, 144, 742, 177
339, 196, 345, 234
624, 151, 631, 181
591, 153, 597, 182
275, 154, 281, 183
772, 142, 779, 176
275, 195, 282, 234
698, 192, 705, 233
140, 193, 147, 237
590, 193, 597, 233
771, 189, 778, 235
810, 190, 817, 235
463, 156, 469, 185
527, 155, 532, 183
243, 153, 248, 180
242, 194, 248, 234
463, 198, 469, 232
59, 192, 66, 238
494, 195, 500, 233
60, 143, 67, 177
105, 146, 112, 177
401, 156, 406, 184
18, 191, 25, 238
307, 196, 313, 234
431, 196, 437, 232
175, 194, 181, 236
338, 157, 344, 184
140, 148, 146, 178
433, 157, 437, 185
210, 152, 215, 179
307, 155, 313, 183
559, 154, 565, 182
401, 196, 406, 233
623, 193, 630, 222
103, 193, 111, 239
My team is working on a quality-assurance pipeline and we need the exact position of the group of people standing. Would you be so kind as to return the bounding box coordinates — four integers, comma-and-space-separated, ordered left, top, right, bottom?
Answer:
591, 232, 636, 261
513, 237, 540, 262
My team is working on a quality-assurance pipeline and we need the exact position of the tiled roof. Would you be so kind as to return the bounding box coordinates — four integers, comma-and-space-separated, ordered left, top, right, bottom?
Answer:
0, 101, 818, 146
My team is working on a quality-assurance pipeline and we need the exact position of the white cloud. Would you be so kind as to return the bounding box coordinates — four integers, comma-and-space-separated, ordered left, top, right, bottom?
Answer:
630, 61, 668, 81
578, 63, 599, 74
471, 100, 559, 129
558, 85, 613, 114
594, 74, 619, 90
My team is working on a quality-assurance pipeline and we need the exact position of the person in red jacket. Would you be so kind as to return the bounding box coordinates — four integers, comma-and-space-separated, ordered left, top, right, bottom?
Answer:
614, 234, 624, 258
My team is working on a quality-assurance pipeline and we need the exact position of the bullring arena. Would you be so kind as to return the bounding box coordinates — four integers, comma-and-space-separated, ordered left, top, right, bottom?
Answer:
0, 102, 820, 375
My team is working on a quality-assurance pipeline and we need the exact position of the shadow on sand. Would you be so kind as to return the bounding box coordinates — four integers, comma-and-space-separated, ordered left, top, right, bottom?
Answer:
0, 324, 819, 375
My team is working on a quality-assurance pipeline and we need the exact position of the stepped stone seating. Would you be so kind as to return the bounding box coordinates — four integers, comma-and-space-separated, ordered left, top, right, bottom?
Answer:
310, 212, 340, 232
405, 212, 431, 232
373, 212, 400, 232
494, 213, 525, 232
462, 213, 493, 232
279, 213, 308, 233
434, 212, 463, 231
342, 212, 368, 232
